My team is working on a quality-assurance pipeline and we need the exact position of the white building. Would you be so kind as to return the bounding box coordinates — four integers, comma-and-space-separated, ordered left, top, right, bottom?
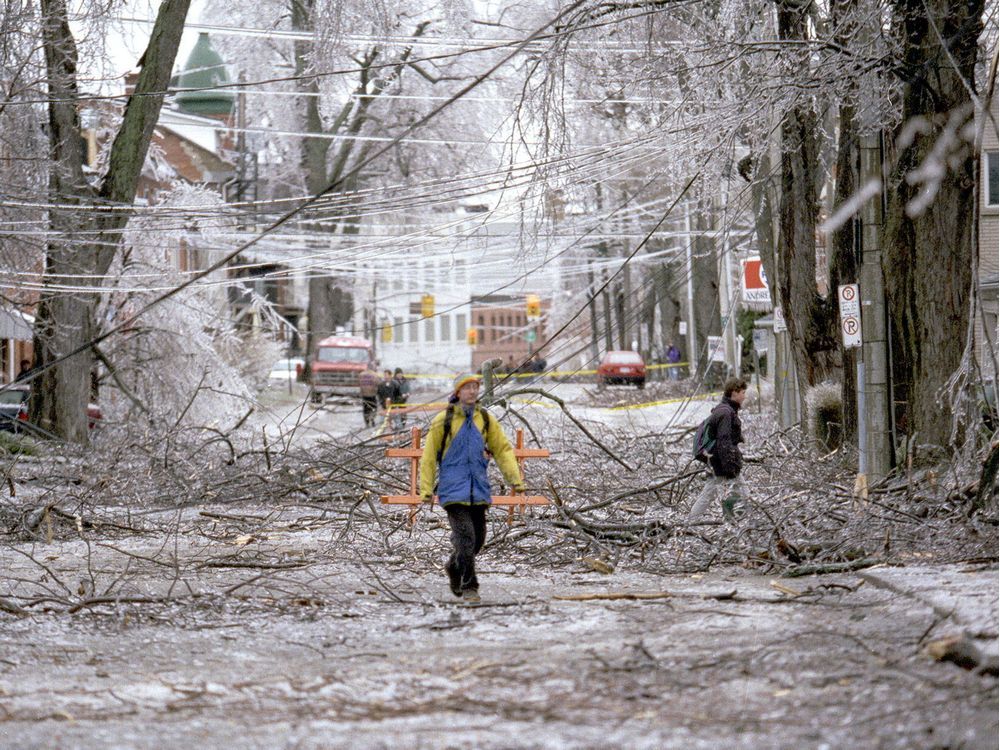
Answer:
353, 205, 560, 374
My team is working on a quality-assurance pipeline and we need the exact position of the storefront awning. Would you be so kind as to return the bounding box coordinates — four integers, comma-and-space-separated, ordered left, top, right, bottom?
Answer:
0, 308, 33, 341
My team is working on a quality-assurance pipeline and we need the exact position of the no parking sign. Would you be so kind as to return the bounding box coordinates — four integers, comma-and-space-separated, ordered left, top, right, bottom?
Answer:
838, 284, 862, 349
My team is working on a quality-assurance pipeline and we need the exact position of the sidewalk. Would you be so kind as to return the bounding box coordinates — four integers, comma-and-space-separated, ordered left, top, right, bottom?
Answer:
860, 563, 999, 661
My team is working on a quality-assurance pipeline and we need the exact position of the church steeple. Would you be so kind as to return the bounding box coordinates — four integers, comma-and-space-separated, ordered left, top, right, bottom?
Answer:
174, 33, 234, 119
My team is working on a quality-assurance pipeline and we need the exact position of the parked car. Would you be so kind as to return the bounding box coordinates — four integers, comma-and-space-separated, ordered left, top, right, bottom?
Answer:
268, 358, 304, 385
597, 350, 646, 388
0, 384, 101, 433
0, 385, 28, 432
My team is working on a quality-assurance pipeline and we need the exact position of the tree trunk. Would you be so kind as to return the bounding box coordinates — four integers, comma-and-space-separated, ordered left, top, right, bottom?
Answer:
828, 0, 863, 442
775, 1, 838, 410
830, 99, 860, 441
883, 0, 983, 447
295, 15, 428, 363
33, 0, 191, 441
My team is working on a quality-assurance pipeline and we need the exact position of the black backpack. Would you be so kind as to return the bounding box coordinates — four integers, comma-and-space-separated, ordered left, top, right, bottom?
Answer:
692, 415, 716, 463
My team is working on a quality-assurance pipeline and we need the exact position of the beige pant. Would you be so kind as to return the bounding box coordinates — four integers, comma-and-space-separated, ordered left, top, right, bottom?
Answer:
687, 475, 747, 522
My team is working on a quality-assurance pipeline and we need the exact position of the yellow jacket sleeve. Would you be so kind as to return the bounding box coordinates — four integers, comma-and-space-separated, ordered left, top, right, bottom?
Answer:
482, 410, 524, 490
419, 410, 448, 499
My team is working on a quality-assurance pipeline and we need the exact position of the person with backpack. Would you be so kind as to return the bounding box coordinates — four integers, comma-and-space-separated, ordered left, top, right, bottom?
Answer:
376, 369, 400, 424
419, 373, 525, 603
392, 368, 410, 425
689, 377, 748, 522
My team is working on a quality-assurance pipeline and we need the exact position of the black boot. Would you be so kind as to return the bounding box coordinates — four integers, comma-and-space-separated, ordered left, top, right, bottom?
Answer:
445, 560, 462, 597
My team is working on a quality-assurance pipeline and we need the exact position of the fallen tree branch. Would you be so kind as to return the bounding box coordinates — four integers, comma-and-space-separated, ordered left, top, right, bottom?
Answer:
553, 591, 672, 602
498, 387, 633, 471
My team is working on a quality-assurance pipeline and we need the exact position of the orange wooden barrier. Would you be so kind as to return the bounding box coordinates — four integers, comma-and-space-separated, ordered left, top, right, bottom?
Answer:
380, 426, 550, 524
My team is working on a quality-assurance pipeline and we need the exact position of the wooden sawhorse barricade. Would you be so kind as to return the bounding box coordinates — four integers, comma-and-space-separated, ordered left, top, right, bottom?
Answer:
380, 426, 550, 524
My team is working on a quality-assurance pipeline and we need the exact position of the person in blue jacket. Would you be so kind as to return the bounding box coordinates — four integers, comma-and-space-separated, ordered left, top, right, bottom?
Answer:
419, 373, 524, 602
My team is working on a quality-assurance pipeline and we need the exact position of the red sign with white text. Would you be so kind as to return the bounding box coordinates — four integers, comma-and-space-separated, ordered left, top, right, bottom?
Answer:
741, 257, 771, 305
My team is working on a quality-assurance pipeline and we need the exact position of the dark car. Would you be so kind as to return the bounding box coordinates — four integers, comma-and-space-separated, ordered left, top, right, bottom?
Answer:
597, 350, 646, 388
0, 385, 28, 432
0, 385, 102, 433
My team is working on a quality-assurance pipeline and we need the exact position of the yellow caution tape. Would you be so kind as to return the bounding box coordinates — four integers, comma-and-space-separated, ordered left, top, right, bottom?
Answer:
605, 391, 722, 411
403, 362, 687, 379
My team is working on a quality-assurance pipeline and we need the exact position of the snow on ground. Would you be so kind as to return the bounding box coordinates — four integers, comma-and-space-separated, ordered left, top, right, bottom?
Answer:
1, 379, 996, 748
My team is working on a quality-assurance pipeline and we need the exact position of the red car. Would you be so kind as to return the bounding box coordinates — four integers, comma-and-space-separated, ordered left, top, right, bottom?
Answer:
597, 350, 646, 389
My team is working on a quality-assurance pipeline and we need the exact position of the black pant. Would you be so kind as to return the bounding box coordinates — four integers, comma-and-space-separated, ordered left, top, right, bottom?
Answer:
361, 396, 377, 426
445, 504, 488, 592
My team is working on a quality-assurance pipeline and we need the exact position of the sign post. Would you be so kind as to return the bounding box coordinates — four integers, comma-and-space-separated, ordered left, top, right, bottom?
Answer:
837, 284, 862, 350
839, 282, 866, 489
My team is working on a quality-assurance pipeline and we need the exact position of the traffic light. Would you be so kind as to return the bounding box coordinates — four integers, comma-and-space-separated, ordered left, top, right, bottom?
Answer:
467, 328, 479, 346
380, 322, 392, 343
421, 293, 435, 318
526, 294, 541, 318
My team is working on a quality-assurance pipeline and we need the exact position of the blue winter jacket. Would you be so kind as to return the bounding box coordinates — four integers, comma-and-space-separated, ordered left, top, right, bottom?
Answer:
436, 409, 492, 505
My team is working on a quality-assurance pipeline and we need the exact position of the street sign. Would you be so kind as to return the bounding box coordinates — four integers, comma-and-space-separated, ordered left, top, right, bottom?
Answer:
752, 329, 767, 353
773, 305, 787, 333
741, 257, 771, 305
679, 321, 687, 336
707, 335, 725, 362
838, 283, 862, 349
525, 330, 537, 342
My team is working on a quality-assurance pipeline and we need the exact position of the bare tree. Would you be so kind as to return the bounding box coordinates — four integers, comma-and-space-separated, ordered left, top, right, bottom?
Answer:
31, 0, 192, 441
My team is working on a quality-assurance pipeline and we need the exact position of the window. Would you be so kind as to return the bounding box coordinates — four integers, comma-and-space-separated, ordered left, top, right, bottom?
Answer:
455, 313, 466, 340
987, 151, 999, 208
407, 318, 417, 344
425, 317, 435, 342
393, 317, 403, 344
316, 346, 369, 363
440, 314, 451, 341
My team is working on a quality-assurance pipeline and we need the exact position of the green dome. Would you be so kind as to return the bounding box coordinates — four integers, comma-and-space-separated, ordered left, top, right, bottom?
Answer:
174, 33, 234, 117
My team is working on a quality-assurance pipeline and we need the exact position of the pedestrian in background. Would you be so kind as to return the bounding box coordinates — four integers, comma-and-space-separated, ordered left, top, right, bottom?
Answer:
419, 373, 524, 603
666, 343, 682, 381
393, 368, 410, 425
688, 377, 748, 522
358, 364, 379, 427
376, 369, 400, 428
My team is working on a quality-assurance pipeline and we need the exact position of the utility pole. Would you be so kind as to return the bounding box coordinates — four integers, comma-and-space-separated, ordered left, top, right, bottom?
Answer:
370, 277, 378, 362
587, 261, 600, 363
717, 220, 738, 376
235, 75, 246, 201
858, 134, 892, 490
683, 204, 698, 373
601, 268, 614, 352
620, 256, 630, 350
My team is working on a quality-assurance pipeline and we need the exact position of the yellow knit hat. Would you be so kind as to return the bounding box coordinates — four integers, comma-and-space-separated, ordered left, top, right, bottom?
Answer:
452, 372, 481, 396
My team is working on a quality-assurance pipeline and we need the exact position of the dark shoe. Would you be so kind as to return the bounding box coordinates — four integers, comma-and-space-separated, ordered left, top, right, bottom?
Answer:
445, 563, 462, 597
721, 493, 745, 522
461, 589, 481, 604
